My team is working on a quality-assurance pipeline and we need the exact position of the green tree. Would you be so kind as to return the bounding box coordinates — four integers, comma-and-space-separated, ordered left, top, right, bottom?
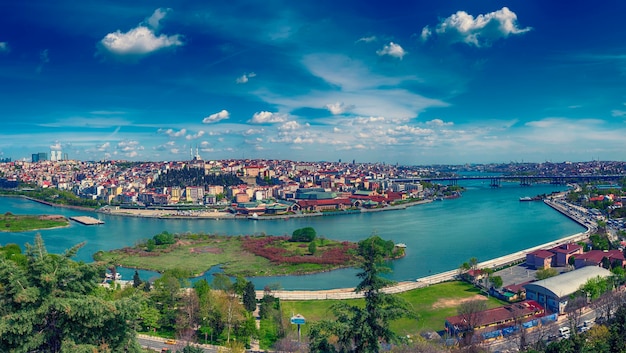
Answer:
309, 235, 413, 353
308, 240, 317, 255
133, 270, 143, 288
242, 280, 257, 313
291, 227, 317, 242
0, 234, 142, 352
536, 267, 559, 280
490, 275, 503, 289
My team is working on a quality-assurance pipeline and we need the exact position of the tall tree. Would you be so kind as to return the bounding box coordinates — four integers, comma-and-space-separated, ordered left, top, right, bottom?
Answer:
133, 270, 143, 288
243, 280, 257, 313
309, 235, 413, 353
0, 234, 142, 352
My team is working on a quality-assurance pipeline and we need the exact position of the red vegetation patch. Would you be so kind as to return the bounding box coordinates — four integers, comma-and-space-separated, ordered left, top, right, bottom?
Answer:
241, 236, 357, 265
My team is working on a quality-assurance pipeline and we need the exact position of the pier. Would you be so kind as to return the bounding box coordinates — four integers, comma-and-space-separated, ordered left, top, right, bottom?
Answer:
69, 216, 104, 225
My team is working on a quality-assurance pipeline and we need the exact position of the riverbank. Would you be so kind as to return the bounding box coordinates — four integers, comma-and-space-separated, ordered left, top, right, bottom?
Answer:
261, 197, 592, 300
96, 198, 435, 220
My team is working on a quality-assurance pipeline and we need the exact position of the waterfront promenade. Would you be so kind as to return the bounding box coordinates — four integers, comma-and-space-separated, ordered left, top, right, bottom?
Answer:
259, 197, 593, 300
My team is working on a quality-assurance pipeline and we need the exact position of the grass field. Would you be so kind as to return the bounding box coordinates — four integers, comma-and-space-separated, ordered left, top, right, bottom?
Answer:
93, 234, 356, 277
0, 213, 69, 232
279, 281, 505, 337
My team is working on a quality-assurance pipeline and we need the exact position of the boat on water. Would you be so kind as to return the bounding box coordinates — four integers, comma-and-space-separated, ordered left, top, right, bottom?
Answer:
519, 195, 543, 201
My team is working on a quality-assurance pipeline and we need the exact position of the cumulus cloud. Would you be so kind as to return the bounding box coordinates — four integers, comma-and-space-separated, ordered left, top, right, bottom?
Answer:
242, 128, 265, 136
278, 121, 302, 131
0, 42, 9, 53
376, 42, 406, 59
325, 102, 354, 115
202, 109, 230, 123
422, 7, 531, 47
249, 111, 288, 124
49, 141, 63, 150
99, 8, 183, 58
186, 131, 205, 140
426, 119, 454, 127
147, 8, 170, 30
117, 140, 143, 153
158, 128, 187, 137
97, 142, 110, 151
236, 72, 256, 84
420, 27, 432, 42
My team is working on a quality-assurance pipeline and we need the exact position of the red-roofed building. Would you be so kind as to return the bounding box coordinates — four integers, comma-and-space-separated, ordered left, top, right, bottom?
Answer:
297, 198, 352, 212
574, 250, 625, 269
550, 243, 583, 267
445, 300, 544, 335
526, 250, 555, 269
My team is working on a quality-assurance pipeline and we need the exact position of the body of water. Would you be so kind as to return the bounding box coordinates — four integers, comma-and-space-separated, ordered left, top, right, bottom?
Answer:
0, 181, 585, 289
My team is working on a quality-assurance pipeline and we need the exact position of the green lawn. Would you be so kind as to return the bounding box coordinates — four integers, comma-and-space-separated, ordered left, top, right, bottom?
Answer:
0, 213, 69, 232
280, 281, 505, 337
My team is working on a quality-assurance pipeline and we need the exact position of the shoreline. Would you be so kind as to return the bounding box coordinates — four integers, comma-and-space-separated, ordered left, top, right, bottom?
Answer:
259, 197, 594, 300
96, 198, 434, 220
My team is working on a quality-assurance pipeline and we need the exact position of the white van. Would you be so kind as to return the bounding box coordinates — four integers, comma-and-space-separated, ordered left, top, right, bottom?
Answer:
558, 326, 571, 337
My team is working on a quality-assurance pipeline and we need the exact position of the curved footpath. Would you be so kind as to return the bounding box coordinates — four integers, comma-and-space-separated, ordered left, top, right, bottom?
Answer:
258, 197, 593, 300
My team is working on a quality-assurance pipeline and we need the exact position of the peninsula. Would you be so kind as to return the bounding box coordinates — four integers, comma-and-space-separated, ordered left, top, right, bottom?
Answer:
0, 212, 69, 232
93, 229, 404, 278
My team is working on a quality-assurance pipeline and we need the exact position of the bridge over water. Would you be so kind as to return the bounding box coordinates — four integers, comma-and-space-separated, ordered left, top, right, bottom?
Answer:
383, 174, 625, 187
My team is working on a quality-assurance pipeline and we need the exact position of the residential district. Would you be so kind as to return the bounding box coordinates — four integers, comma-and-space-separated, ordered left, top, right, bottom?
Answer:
1, 155, 625, 218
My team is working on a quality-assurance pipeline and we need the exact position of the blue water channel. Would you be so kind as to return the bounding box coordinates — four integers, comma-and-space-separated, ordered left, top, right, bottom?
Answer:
0, 180, 585, 289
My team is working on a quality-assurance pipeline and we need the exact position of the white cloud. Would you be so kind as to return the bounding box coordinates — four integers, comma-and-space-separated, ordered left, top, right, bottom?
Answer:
158, 128, 187, 137
242, 128, 265, 136
202, 109, 230, 123
186, 131, 206, 140
420, 26, 432, 42
0, 42, 9, 53
97, 142, 110, 151
356, 36, 377, 43
424, 7, 531, 47
236, 72, 256, 84
249, 111, 288, 124
100, 26, 183, 56
376, 42, 406, 59
326, 102, 354, 115
426, 119, 454, 127
146, 8, 170, 30
117, 140, 143, 153
99, 9, 182, 58
278, 121, 301, 131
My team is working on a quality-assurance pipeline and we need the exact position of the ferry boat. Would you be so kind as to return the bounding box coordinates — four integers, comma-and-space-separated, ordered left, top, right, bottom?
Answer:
519, 196, 533, 201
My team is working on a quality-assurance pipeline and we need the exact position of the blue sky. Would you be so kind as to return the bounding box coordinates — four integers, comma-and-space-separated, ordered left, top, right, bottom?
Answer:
1, 1, 625, 165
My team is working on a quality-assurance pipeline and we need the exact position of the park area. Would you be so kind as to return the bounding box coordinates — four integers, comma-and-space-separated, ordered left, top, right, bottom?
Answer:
279, 281, 505, 337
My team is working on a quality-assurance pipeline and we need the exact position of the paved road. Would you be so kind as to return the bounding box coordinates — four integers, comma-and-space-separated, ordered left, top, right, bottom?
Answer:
137, 335, 221, 353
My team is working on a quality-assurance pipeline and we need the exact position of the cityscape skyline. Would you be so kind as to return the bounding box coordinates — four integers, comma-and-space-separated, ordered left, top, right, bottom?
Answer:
1, 1, 626, 165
